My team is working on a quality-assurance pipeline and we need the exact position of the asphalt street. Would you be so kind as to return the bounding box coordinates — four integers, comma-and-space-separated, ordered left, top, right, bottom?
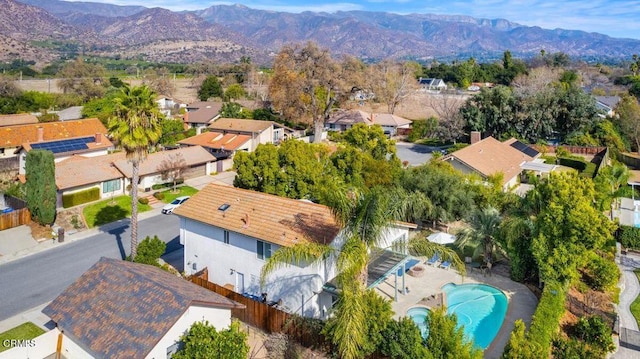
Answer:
395, 142, 440, 166
0, 214, 181, 321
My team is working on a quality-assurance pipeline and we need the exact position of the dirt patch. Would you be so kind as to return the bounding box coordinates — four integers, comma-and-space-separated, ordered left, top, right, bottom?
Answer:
55, 207, 87, 232
563, 287, 616, 329
26, 222, 53, 241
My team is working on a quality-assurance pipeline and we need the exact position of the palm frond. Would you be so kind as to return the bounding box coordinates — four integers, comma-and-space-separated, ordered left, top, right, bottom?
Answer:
330, 288, 367, 359
260, 242, 334, 287
409, 238, 466, 275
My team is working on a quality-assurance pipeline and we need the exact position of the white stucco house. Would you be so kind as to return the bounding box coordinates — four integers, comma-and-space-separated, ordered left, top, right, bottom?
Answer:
174, 184, 416, 319
17, 257, 245, 359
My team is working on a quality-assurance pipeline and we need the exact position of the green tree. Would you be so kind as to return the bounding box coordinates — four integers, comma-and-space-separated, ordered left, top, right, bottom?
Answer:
616, 95, 640, 151
224, 83, 246, 101
593, 163, 630, 216
197, 75, 223, 101
108, 85, 162, 260
425, 307, 483, 359
455, 206, 504, 263
172, 320, 249, 359
133, 235, 166, 266
342, 123, 397, 161
25, 150, 57, 225
630, 54, 639, 76
159, 118, 191, 146
532, 172, 616, 284
219, 102, 251, 119
408, 117, 438, 142
82, 89, 119, 126
460, 85, 518, 139
57, 58, 107, 101
502, 319, 539, 359
379, 317, 431, 359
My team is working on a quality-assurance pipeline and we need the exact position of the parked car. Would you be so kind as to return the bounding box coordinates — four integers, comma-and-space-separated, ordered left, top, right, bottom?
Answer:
162, 196, 190, 214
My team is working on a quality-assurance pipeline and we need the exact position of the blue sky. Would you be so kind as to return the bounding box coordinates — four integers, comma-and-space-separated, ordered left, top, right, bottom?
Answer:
68, 0, 640, 39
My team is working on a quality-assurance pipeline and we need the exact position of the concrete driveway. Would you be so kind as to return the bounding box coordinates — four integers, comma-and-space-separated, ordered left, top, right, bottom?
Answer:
0, 225, 38, 259
395, 142, 440, 166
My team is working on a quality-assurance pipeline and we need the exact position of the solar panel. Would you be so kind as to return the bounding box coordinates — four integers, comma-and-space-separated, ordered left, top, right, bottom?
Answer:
510, 140, 539, 158
30, 136, 94, 154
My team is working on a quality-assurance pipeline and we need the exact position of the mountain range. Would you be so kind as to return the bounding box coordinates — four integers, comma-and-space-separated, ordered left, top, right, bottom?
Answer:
4, 0, 640, 65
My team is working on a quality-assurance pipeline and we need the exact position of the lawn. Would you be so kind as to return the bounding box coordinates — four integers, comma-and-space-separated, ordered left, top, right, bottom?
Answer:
632, 270, 640, 327
83, 195, 152, 228
159, 186, 199, 204
0, 322, 45, 353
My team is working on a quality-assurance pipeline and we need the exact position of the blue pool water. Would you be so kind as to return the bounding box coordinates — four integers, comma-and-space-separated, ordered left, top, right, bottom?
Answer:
406, 307, 430, 339
442, 283, 508, 349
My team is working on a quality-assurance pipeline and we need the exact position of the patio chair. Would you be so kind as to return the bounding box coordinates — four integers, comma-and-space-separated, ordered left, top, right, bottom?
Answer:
426, 253, 440, 266
439, 261, 451, 270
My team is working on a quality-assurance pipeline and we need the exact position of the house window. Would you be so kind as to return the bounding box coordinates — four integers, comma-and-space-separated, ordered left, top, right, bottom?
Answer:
257, 240, 272, 260
224, 230, 230, 244
102, 179, 121, 193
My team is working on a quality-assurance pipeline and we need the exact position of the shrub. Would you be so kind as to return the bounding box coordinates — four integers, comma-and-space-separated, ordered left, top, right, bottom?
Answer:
138, 197, 149, 205
379, 317, 429, 359
583, 253, 620, 291
573, 316, 615, 354
25, 150, 57, 224
619, 225, 640, 249
153, 191, 165, 200
62, 187, 100, 208
552, 337, 602, 359
557, 157, 587, 171
173, 320, 249, 359
134, 235, 166, 266
525, 282, 567, 357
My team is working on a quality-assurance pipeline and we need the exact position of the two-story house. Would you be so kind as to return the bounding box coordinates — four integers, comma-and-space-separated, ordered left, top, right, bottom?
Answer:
174, 184, 415, 319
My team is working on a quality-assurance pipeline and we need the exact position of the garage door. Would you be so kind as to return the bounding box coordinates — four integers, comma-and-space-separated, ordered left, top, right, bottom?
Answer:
182, 164, 206, 179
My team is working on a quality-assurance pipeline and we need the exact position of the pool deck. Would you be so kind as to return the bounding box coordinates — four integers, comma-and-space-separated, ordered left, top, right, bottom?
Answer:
374, 258, 539, 359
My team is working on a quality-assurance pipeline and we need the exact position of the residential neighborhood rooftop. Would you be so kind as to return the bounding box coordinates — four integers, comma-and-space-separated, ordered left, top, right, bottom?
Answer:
326, 110, 373, 126
0, 118, 107, 148
443, 136, 534, 185
208, 118, 274, 133
178, 131, 251, 151
42, 257, 243, 359
173, 184, 342, 247
372, 113, 412, 127
112, 146, 215, 178
185, 103, 222, 124
55, 153, 125, 190
0, 113, 38, 127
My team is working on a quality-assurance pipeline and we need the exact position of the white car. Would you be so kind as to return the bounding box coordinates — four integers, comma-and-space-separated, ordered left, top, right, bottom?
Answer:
161, 196, 190, 214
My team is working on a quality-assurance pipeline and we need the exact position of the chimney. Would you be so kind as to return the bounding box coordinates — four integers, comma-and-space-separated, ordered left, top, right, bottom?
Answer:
95, 133, 103, 144
36, 127, 44, 142
470, 131, 481, 144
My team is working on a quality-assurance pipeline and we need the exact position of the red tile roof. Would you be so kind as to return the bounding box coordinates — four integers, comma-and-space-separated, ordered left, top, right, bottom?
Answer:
174, 184, 341, 247
43, 257, 243, 359
178, 131, 251, 151
0, 118, 107, 148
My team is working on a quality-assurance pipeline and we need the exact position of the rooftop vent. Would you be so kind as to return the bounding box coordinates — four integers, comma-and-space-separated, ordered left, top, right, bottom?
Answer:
218, 203, 231, 212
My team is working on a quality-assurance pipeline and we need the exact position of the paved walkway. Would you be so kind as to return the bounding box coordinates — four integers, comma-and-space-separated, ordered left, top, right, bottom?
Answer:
613, 253, 640, 358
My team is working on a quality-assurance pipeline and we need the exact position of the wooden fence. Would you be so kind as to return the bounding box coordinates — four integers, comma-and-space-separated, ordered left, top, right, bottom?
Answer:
0, 208, 30, 230
190, 275, 332, 351
0, 157, 19, 172
533, 144, 607, 155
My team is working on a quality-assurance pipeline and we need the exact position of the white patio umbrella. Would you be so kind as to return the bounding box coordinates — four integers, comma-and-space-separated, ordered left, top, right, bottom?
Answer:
427, 232, 456, 245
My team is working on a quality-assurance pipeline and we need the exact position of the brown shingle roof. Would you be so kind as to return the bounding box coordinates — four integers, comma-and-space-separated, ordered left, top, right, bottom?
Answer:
178, 131, 251, 151
0, 114, 38, 127
0, 118, 107, 148
112, 146, 215, 178
43, 257, 243, 359
56, 153, 125, 190
174, 184, 341, 247
186, 105, 222, 124
372, 113, 412, 127
443, 136, 533, 185
208, 118, 274, 134
326, 110, 373, 126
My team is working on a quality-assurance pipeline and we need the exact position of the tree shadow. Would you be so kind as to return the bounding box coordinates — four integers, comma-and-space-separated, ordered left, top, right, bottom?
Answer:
94, 205, 128, 227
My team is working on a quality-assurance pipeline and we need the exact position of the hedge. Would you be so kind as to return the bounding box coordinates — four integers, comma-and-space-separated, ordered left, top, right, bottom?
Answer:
138, 197, 149, 205
619, 225, 640, 249
151, 178, 184, 190
558, 157, 587, 171
525, 282, 567, 357
62, 187, 100, 208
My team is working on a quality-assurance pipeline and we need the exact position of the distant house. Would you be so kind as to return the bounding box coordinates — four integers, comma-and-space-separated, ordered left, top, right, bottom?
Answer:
156, 95, 177, 117
326, 110, 411, 136
595, 96, 621, 117
55, 153, 126, 208
184, 101, 223, 134
0, 113, 38, 127
325, 110, 373, 131
40, 257, 243, 359
371, 113, 412, 136
418, 77, 447, 92
442, 132, 551, 191
112, 146, 216, 192
175, 184, 416, 319
6, 119, 113, 175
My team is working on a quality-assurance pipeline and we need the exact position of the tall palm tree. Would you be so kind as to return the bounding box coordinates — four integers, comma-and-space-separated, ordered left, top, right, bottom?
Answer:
595, 163, 630, 219
455, 206, 504, 263
261, 186, 462, 358
108, 85, 162, 260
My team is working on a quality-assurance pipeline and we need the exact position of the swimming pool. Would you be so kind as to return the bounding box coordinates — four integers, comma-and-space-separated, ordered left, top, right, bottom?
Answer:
406, 306, 430, 339
442, 283, 508, 349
